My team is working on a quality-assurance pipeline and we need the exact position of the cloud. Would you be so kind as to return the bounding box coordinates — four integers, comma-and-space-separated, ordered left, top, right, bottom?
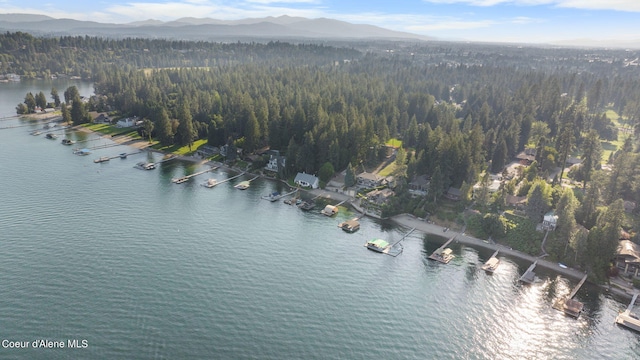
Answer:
423, 0, 640, 12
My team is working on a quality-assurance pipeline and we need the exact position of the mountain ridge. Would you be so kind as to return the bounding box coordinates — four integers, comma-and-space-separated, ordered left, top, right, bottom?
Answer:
0, 13, 432, 41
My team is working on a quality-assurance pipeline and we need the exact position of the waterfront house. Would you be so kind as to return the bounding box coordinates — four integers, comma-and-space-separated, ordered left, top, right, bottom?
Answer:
90, 112, 111, 124
542, 211, 558, 231
265, 154, 286, 174
357, 172, 384, 188
615, 240, 640, 277
116, 117, 134, 128
294, 172, 319, 189
365, 188, 395, 206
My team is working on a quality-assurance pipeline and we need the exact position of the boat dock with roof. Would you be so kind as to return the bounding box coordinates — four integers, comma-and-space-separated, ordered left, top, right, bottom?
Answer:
552, 273, 588, 318
338, 218, 361, 233
482, 250, 500, 274
428, 236, 455, 264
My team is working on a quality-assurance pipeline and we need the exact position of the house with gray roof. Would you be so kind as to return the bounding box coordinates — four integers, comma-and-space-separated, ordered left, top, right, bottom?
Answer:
294, 172, 319, 189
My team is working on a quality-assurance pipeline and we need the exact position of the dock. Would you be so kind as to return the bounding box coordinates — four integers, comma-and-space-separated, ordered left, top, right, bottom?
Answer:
203, 172, 245, 188
428, 236, 455, 264
519, 260, 538, 284
481, 250, 500, 274
172, 167, 218, 184
338, 218, 361, 233
262, 189, 297, 202
553, 273, 588, 317
615, 293, 640, 332
234, 175, 259, 189
94, 151, 142, 164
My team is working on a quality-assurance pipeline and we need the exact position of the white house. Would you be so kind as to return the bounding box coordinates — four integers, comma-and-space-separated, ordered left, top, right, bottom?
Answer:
542, 211, 558, 231
265, 154, 286, 173
116, 117, 134, 128
294, 172, 319, 189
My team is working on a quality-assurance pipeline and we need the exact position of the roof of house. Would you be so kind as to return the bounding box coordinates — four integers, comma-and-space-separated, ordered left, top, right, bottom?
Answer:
447, 187, 462, 196
506, 194, 527, 205
617, 240, 640, 260
357, 172, 382, 181
294, 172, 318, 184
410, 174, 430, 187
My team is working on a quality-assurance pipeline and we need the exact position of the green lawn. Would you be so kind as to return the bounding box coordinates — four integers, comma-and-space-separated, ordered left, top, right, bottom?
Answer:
385, 138, 403, 148
378, 162, 397, 177
601, 109, 628, 163
153, 139, 208, 156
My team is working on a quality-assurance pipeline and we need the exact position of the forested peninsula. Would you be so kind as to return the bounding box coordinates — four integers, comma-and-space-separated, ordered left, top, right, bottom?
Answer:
4, 31, 640, 283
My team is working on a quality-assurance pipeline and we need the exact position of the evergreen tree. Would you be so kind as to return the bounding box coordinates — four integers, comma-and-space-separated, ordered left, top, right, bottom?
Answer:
318, 162, 335, 183
35, 91, 47, 109
24, 92, 36, 113
176, 100, 194, 150
70, 95, 90, 125
51, 87, 60, 107
60, 103, 71, 124
525, 180, 552, 223
345, 162, 356, 188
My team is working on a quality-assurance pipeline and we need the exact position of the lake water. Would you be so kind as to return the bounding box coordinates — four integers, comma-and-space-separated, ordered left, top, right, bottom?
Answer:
1, 80, 639, 359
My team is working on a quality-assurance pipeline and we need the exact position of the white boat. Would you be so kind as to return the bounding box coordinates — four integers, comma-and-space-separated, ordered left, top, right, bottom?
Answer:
558, 263, 568, 269
234, 181, 250, 190
73, 148, 91, 156
203, 178, 218, 188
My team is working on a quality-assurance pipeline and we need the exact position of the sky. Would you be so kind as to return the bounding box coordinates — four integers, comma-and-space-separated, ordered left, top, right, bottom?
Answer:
1, 0, 639, 44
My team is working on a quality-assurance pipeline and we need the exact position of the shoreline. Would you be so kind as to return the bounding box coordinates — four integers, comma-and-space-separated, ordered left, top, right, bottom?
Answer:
77, 123, 639, 302
391, 213, 638, 301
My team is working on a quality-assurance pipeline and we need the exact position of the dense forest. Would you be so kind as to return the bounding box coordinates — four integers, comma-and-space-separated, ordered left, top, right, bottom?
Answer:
5, 31, 640, 281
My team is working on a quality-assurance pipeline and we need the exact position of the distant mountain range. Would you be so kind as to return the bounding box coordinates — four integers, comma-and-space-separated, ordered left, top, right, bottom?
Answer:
0, 14, 432, 41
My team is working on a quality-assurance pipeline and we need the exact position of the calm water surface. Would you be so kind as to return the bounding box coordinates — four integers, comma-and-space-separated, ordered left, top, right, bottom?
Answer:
1, 81, 639, 359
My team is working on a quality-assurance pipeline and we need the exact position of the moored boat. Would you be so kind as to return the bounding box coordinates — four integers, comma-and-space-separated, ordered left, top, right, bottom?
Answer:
204, 178, 218, 188
134, 162, 155, 170
119, 152, 128, 159
61, 138, 75, 145
45, 133, 58, 140
234, 181, 250, 190
482, 257, 500, 273
298, 201, 315, 211
365, 238, 390, 253
73, 148, 91, 156
94, 156, 110, 163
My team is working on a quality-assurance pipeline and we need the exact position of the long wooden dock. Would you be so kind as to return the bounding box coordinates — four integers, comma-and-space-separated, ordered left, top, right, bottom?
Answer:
615, 293, 640, 332
428, 236, 456, 264
93, 151, 142, 163
519, 260, 538, 284
553, 273, 588, 318
172, 166, 218, 184
203, 172, 245, 188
